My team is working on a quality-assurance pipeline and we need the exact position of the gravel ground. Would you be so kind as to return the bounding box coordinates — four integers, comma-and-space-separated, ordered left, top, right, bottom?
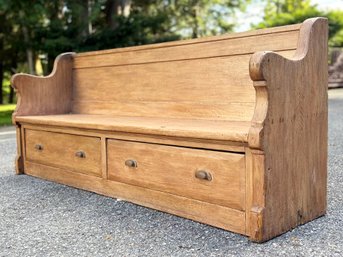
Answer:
0, 90, 342, 257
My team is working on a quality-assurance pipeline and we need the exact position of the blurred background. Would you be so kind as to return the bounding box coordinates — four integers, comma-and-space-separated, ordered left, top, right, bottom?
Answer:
0, 0, 342, 126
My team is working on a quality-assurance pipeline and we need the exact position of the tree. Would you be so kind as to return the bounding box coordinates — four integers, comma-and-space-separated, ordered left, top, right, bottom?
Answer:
148, 0, 248, 39
327, 10, 343, 47
255, 0, 343, 47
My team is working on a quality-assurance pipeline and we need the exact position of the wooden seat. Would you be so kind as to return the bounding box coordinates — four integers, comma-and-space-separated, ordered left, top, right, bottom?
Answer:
15, 114, 250, 143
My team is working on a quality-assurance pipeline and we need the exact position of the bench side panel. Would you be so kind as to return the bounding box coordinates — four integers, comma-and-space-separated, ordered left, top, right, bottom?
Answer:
248, 18, 328, 242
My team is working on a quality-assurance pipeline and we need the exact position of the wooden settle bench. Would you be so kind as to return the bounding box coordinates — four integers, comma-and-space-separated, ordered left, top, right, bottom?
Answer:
11, 17, 328, 242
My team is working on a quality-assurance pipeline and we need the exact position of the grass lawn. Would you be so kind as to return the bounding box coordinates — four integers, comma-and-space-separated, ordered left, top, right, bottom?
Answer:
0, 104, 16, 126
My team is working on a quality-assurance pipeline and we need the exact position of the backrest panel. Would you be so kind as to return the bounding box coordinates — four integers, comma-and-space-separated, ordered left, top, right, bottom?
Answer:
72, 24, 301, 121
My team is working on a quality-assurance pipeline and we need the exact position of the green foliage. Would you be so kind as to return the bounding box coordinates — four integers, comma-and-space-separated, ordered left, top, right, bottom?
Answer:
78, 6, 180, 52
255, 0, 343, 47
1, 0, 247, 71
327, 11, 343, 47
257, 0, 321, 27
160, 0, 249, 38
0, 104, 15, 126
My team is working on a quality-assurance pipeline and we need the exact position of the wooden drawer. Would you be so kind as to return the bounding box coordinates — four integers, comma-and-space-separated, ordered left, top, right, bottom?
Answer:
107, 140, 245, 210
25, 129, 101, 176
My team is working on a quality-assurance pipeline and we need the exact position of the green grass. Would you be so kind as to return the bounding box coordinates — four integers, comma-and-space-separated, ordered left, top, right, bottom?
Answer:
0, 104, 16, 126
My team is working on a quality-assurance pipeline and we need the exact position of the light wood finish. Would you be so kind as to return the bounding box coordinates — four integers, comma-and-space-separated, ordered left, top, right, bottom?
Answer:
11, 53, 74, 120
72, 26, 299, 121
248, 17, 328, 241
25, 129, 101, 177
73, 51, 294, 121
16, 114, 250, 142
24, 161, 246, 235
72, 49, 293, 121
75, 24, 300, 63
11, 18, 328, 242
108, 140, 245, 210
15, 125, 24, 174
101, 136, 108, 179
21, 123, 247, 153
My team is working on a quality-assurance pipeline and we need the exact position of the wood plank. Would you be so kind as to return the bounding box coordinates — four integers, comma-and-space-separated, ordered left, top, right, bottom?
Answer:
245, 147, 253, 236
75, 23, 300, 59
25, 129, 102, 177
73, 55, 255, 121
72, 101, 255, 121
15, 125, 24, 174
73, 55, 255, 103
72, 51, 295, 121
101, 136, 107, 179
108, 140, 246, 210
16, 115, 251, 142
24, 161, 246, 235
74, 31, 299, 69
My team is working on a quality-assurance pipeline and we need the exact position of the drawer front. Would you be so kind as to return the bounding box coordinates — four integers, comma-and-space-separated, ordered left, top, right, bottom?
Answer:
107, 140, 245, 210
25, 129, 101, 176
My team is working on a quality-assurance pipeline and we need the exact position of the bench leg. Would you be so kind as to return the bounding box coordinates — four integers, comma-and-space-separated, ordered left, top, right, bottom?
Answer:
15, 125, 24, 174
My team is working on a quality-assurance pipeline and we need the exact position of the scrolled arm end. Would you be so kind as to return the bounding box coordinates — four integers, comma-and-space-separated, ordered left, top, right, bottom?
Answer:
11, 52, 75, 122
249, 51, 273, 82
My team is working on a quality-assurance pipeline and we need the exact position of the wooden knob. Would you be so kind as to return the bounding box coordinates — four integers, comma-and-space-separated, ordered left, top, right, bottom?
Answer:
35, 144, 43, 151
195, 170, 212, 181
125, 159, 137, 168
75, 151, 86, 158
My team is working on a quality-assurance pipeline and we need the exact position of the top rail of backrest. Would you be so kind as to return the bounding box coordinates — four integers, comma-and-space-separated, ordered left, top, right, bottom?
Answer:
73, 23, 301, 69
71, 23, 302, 121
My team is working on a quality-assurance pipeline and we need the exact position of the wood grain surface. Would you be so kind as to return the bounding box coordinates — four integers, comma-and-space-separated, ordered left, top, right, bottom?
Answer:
16, 115, 251, 142
247, 17, 328, 242
108, 139, 246, 210
25, 129, 101, 177
11, 53, 74, 120
72, 27, 299, 121
24, 161, 246, 235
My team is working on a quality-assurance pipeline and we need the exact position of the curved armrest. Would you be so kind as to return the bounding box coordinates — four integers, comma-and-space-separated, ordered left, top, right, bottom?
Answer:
11, 53, 75, 123
248, 17, 328, 150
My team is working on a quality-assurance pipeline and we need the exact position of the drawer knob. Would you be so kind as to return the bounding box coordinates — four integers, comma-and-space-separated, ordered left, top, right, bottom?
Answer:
195, 170, 212, 181
75, 151, 86, 158
125, 159, 137, 168
35, 144, 43, 151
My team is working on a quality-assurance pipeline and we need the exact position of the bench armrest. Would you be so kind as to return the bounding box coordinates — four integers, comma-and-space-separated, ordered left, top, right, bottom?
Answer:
248, 17, 328, 150
11, 53, 75, 123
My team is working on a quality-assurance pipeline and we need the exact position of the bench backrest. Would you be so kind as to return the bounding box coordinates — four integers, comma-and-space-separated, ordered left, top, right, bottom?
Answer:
71, 23, 301, 121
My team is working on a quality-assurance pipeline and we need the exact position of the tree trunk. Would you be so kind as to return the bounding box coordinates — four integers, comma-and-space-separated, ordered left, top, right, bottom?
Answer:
8, 84, 14, 104
88, 0, 93, 34
0, 36, 3, 104
105, 0, 131, 29
8, 58, 17, 104
22, 26, 35, 75
120, 0, 131, 17
106, 0, 119, 29
191, 6, 199, 38
80, 0, 90, 37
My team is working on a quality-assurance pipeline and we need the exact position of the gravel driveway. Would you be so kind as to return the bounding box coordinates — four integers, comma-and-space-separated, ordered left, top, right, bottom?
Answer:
0, 90, 342, 257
